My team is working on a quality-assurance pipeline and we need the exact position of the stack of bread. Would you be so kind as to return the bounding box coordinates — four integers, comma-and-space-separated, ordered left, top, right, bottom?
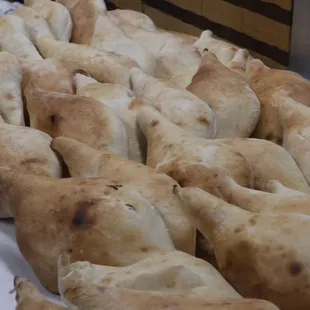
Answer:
0, 1, 310, 310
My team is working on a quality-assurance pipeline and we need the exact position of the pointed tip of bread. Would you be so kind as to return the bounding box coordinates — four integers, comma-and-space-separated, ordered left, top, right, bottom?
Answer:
74, 72, 98, 90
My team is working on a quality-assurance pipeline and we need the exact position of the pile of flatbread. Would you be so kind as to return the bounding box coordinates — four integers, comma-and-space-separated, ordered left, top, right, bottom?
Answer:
0, 1, 310, 310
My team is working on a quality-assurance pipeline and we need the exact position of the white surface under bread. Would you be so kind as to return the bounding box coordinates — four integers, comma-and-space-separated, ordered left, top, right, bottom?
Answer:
0, 220, 63, 309
0, 0, 22, 16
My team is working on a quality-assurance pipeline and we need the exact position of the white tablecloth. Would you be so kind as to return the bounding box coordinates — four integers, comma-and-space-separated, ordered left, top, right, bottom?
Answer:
0, 1, 22, 16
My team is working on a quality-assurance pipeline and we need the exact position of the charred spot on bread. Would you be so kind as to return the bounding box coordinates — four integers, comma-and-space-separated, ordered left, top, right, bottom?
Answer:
125, 204, 136, 211
197, 116, 210, 125
50, 114, 57, 124
107, 185, 123, 190
151, 120, 159, 127
72, 199, 101, 226
140, 246, 149, 252
72, 204, 89, 226
289, 262, 303, 276
173, 184, 178, 194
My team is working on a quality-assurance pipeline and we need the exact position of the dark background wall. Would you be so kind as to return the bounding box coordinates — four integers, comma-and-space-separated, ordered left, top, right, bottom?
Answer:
107, 0, 294, 69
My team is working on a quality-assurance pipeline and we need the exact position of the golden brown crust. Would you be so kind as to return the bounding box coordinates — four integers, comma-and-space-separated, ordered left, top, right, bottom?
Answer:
21, 58, 75, 94
69, 0, 99, 45
247, 59, 310, 143
176, 186, 310, 310
23, 84, 128, 157
51, 136, 195, 254
63, 281, 279, 310
188, 52, 260, 139
3, 167, 174, 292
